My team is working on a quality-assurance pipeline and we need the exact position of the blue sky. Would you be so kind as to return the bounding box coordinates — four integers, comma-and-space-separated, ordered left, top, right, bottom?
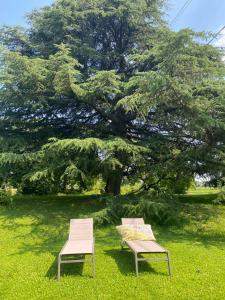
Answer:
0, 0, 53, 26
0, 0, 225, 45
168, 0, 225, 32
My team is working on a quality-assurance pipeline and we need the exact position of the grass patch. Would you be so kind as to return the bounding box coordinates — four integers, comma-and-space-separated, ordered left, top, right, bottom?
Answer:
187, 187, 221, 195
0, 191, 225, 299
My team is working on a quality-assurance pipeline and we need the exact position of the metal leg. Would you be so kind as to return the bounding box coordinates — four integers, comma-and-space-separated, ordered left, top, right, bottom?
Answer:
135, 252, 139, 276
167, 252, 172, 276
58, 255, 61, 280
92, 254, 95, 278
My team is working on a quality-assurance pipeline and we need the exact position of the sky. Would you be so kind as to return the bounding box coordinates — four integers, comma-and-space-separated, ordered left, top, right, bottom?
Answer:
0, 0, 225, 46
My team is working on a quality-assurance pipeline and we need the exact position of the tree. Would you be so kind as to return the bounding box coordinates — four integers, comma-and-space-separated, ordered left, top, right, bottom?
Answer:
0, 0, 225, 195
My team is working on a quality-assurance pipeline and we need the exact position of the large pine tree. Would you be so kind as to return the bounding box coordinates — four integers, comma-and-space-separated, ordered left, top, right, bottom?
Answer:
0, 0, 225, 195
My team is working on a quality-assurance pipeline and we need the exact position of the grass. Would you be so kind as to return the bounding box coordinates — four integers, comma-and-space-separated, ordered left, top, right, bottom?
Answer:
0, 190, 225, 300
187, 187, 221, 195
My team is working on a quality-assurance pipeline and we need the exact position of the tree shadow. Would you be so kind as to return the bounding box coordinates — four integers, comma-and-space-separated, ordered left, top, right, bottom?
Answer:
1, 193, 225, 270
0, 195, 99, 279
104, 248, 168, 276
167, 199, 222, 229
0, 195, 104, 256
158, 229, 225, 250
179, 193, 218, 204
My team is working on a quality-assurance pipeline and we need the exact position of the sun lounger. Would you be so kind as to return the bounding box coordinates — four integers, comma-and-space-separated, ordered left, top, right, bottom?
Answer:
121, 218, 172, 276
58, 218, 95, 279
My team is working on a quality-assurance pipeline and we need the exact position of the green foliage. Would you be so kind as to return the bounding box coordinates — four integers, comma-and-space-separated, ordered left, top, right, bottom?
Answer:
0, 189, 14, 207
213, 189, 225, 205
94, 190, 179, 226
163, 173, 194, 194
93, 208, 110, 226
21, 170, 55, 195
138, 191, 179, 224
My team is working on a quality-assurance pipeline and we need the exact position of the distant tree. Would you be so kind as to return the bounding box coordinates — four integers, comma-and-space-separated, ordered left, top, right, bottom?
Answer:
0, 0, 225, 195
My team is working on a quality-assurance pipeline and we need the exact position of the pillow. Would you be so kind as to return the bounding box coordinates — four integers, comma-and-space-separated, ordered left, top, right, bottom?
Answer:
134, 224, 156, 241
116, 224, 155, 241
116, 225, 149, 241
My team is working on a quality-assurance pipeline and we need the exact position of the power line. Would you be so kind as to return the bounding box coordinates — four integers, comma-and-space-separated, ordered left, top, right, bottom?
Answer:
207, 25, 225, 45
170, 0, 192, 25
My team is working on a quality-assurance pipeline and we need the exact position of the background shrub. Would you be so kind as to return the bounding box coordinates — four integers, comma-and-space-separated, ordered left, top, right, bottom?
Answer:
21, 176, 55, 195
94, 190, 180, 226
213, 189, 225, 205
0, 189, 14, 207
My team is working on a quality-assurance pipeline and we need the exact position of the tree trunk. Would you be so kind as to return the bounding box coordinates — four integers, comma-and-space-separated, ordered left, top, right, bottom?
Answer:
105, 171, 122, 196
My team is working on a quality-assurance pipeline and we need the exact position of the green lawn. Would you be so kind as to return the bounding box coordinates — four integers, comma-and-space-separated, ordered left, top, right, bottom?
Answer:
0, 192, 225, 300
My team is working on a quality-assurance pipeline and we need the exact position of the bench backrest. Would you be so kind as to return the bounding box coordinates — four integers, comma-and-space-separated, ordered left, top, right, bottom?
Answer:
69, 218, 93, 240
121, 218, 144, 225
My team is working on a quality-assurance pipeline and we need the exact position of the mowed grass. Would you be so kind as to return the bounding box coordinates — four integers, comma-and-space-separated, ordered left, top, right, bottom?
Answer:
0, 191, 225, 300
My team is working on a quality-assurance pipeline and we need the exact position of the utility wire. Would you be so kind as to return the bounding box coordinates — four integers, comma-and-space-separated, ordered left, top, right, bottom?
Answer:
207, 25, 225, 45
170, 0, 192, 25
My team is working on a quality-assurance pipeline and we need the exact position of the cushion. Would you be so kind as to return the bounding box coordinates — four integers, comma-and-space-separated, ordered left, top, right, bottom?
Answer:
116, 224, 156, 241
135, 224, 156, 240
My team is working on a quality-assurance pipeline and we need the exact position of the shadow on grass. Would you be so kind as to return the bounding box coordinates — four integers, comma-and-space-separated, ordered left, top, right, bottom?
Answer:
45, 253, 93, 279
0, 194, 104, 255
104, 248, 169, 276
1, 193, 225, 260
158, 230, 225, 250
